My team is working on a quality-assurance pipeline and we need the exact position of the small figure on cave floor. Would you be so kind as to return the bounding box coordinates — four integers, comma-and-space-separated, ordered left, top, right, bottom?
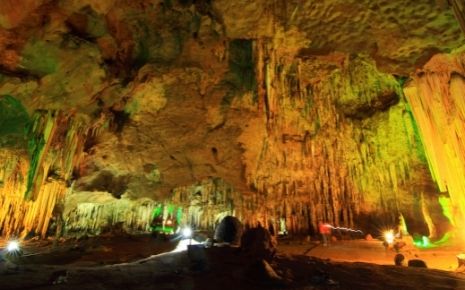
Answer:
318, 221, 332, 246
394, 253, 405, 266
393, 240, 407, 253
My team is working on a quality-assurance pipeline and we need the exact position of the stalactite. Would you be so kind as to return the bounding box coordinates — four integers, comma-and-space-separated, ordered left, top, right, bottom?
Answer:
0, 111, 104, 237
64, 193, 157, 235
404, 53, 465, 232
170, 177, 257, 231
255, 39, 266, 114
2, 44, 430, 239
241, 43, 425, 235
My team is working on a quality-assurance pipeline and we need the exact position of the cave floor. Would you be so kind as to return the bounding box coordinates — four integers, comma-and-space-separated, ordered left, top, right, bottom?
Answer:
1, 234, 177, 266
1, 235, 465, 290
279, 239, 461, 271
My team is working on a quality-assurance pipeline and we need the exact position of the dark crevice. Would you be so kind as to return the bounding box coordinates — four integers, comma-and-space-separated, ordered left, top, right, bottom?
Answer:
110, 109, 131, 133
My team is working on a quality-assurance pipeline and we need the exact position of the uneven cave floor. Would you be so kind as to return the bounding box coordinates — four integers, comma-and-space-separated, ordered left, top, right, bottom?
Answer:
1, 235, 465, 290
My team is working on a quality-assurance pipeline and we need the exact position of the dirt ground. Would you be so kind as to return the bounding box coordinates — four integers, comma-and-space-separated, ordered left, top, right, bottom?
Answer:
279, 238, 462, 271
1, 235, 465, 290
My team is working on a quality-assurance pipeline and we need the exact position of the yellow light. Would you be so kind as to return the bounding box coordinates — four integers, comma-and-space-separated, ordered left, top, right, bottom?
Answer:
6, 240, 20, 252
182, 227, 192, 238
384, 230, 394, 244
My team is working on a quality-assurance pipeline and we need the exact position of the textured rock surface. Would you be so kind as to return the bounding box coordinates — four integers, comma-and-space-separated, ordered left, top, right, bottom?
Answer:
214, 0, 463, 74
0, 0, 463, 239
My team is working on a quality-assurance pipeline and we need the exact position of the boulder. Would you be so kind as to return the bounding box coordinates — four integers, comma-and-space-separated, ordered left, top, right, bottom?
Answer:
408, 259, 427, 268
187, 244, 208, 271
244, 259, 285, 287
240, 226, 276, 261
214, 216, 243, 245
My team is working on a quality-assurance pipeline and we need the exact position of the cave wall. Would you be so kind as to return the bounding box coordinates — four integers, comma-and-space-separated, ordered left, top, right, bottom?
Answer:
0, 0, 462, 238
236, 47, 436, 236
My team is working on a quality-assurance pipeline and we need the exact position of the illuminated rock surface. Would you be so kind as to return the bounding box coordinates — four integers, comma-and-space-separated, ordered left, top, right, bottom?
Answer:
0, 0, 463, 242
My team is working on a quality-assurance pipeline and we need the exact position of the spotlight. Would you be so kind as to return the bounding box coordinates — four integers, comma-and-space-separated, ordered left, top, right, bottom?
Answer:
182, 227, 192, 239
384, 230, 395, 244
6, 240, 20, 252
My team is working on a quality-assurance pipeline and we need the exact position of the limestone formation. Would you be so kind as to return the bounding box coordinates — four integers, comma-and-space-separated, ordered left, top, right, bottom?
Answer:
0, 0, 463, 244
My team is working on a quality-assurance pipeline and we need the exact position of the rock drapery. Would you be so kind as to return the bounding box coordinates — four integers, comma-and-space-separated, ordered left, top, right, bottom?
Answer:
404, 51, 465, 237
0, 110, 103, 237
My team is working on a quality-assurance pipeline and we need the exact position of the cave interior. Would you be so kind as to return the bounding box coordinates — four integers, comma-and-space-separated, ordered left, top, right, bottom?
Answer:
2, 0, 465, 289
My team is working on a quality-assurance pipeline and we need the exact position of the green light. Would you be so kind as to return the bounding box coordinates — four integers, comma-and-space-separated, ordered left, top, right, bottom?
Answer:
166, 204, 175, 215
413, 235, 430, 248
176, 207, 183, 225
151, 225, 175, 234
433, 231, 452, 246
413, 232, 452, 248
438, 195, 455, 226
422, 236, 430, 247
152, 204, 163, 220
150, 204, 183, 234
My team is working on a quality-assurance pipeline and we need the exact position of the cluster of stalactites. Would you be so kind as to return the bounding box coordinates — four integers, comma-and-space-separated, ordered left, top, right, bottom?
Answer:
171, 178, 238, 230
246, 40, 423, 233
62, 178, 270, 236
64, 194, 157, 235
169, 177, 291, 233
0, 111, 103, 237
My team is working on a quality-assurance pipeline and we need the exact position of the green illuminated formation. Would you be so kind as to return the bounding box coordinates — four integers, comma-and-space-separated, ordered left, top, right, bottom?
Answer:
330, 56, 400, 119
25, 112, 54, 199
150, 204, 182, 235
439, 195, 455, 227
413, 232, 452, 249
413, 235, 431, 248
152, 204, 163, 219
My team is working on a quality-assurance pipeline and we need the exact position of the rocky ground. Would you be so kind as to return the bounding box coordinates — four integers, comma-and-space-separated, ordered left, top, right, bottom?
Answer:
1, 235, 465, 290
